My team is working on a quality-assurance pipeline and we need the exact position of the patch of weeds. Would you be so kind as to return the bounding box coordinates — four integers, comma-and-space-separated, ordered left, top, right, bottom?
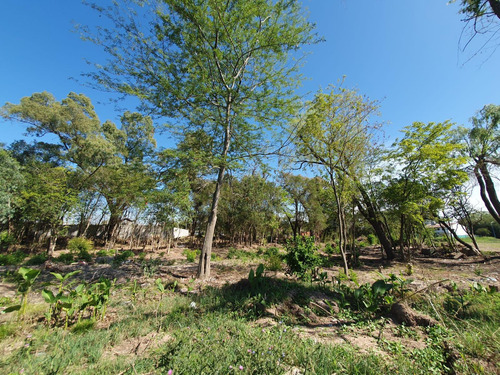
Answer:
114, 250, 134, 264
0, 250, 27, 265
227, 247, 258, 261
155, 312, 387, 374
54, 252, 74, 264
183, 249, 200, 262
142, 258, 162, 278
68, 237, 94, 254
0, 322, 16, 339
71, 319, 96, 333
324, 243, 339, 254
393, 323, 419, 340
24, 253, 48, 265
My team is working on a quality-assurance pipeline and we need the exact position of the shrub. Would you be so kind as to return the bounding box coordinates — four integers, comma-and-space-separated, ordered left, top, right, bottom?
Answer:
183, 249, 200, 262
55, 253, 74, 264
24, 253, 48, 265
367, 234, 378, 245
68, 237, 93, 254
0, 231, 17, 250
285, 236, 321, 281
115, 250, 134, 263
476, 227, 491, 237
266, 254, 283, 271
324, 243, 339, 254
0, 250, 27, 265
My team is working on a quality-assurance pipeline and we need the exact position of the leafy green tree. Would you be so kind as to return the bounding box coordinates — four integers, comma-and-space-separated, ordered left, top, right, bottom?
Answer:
294, 86, 381, 273
82, 0, 318, 278
3, 93, 157, 243
20, 165, 78, 257
386, 121, 468, 258
462, 104, 500, 225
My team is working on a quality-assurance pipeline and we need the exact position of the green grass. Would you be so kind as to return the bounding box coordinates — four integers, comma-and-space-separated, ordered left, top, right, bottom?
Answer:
1, 268, 499, 374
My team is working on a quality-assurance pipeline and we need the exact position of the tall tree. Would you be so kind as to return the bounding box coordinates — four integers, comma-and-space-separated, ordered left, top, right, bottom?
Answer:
3, 93, 157, 242
294, 86, 380, 274
386, 121, 468, 259
82, 0, 318, 278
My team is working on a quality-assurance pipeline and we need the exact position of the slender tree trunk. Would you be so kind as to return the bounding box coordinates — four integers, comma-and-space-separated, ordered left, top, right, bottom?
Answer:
331, 180, 349, 275
198, 114, 232, 279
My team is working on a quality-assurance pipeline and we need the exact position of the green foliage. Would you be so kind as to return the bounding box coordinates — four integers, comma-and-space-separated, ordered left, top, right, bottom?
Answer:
183, 249, 200, 263
324, 243, 340, 254
24, 253, 48, 266
55, 253, 74, 264
248, 264, 265, 289
3, 267, 41, 318
476, 227, 491, 237
227, 248, 258, 261
0, 249, 27, 265
0, 230, 17, 250
114, 250, 134, 263
43, 271, 113, 327
68, 237, 94, 254
0, 148, 24, 224
367, 234, 378, 245
285, 236, 321, 281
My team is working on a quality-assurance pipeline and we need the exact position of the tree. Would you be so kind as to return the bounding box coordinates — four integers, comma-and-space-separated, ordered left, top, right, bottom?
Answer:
386, 121, 468, 259
451, 0, 500, 61
463, 104, 500, 225
0, 148, 24, 229
82, 0, 317, 279
19, 165, 78, 257
3, 93, 157, 243
294, 86, 380, 274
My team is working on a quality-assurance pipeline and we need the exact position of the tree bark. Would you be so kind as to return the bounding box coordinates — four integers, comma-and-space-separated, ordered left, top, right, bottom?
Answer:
488, 0, 500, 19
354, 184, 395, 260
198, 112, 232, 279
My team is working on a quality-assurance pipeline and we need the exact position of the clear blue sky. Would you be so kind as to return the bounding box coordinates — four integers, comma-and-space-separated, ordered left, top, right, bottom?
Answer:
1, 0, 499, 148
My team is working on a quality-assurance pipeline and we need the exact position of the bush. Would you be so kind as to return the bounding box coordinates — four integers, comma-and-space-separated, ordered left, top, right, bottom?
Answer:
54, 253, 74, 264
476, 227, 491, 237
285, 236, 321, 281
227, 247, 257, 260
367, 234, 378, 245
68, 237, 94, 254
0, 231, 16, 250
115, 250, 134, 263
183, 249, 200, 262
324, 243, 339, 254
25, 253, 48, 265
266, 254, 283, 271
0, 250, 27, 266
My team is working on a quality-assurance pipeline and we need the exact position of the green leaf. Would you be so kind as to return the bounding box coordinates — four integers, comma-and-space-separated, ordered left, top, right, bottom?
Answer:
3, 304, 21, 313
42, 289, 56, 303
371, 280, 393, 295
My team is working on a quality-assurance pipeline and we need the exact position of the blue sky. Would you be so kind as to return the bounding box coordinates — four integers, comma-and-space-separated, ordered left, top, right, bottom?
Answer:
1, 0, 499, 148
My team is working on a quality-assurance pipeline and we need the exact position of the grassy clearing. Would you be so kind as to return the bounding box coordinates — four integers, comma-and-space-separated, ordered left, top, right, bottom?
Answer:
1, 245, 499, 374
